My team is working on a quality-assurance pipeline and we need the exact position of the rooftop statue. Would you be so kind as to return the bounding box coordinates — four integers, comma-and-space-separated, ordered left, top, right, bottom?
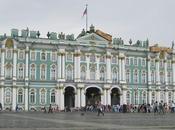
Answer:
37, 31, 40, 38
47, 32, 50, 39
129, 39, 132, 45
172, 41, 174, 49
66, 34, 74, 41
59, 32, 65, 40
113, 37, 123, 45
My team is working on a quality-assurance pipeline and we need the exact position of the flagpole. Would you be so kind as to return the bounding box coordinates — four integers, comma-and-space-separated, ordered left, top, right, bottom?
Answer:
86, 4, 88, 32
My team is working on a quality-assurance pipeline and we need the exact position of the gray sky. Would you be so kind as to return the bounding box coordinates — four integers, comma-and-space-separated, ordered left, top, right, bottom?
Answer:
0, 0, 175, 46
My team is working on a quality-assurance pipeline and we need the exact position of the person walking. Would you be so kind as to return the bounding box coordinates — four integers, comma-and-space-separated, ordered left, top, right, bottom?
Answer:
48, 104, 53, 113
97, 102, 104, 116
0, 103, 2, 111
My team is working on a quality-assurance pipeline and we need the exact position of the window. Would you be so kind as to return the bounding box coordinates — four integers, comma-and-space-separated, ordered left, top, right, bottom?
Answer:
112, 68, 118, 83
81, 66, 86, 80
66, 53, 73, 61
160, 72, 164, 84
142, 91, 146, 104
66, 65, 73, 80
30, 51, 36, 61
30, 89, 35, 104
51, 51, 57, 61
100, 67, 105, 81
50, 64, 56, 80
125, 58, 129, 65
90, 55, 95, 62
40, 88, 46, 104
151, 70, 155, 83
134, 58, 137, 66
5, 88, 11, 104
6, 49, 12, 59
142, 59, 146, 66
51, 90, 55, 104
112, 56, 117, 64
142, 71, 146, 84
160, 60, 164, 68
167, 60, 171, 68
90, 66, 96, 80
100, 56, 105, 63
18, 50, 24, 60
41, 64, 46, 80
18, 63, 24, 79
168, 72, 171, 84
17, 89, 23, 104
134, 90, 138, 105
80, 55, 86, 61
30, 64, 36, 80
134, 70, 138, 83
41, 52, 46, 60
5, 64, 12, 79
126, 69, 130, 83
151, 59, 154, 67
126, 91, 130, 104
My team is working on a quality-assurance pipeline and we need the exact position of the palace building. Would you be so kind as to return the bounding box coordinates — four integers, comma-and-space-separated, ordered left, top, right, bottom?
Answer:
0, 25, 175, 111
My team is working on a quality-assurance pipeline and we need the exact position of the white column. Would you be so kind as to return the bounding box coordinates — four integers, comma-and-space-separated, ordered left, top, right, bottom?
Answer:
0, 87, 4, 109
24, 87, 28, 111
107, 89, 111, 105
106, 53, 112, 83
156, 90, 160, 103
148, 90, 152, 104
173, 90, 175, 102
76, 88, 80, 108
86, 55, 90, 80
122, 89, 127, 104
74, 50, 81, 82
55, 87, 59, 106
13, 49, 17, 81
172, 60, 175, 85
147, 58, 151, 84
165, 90, 169, 104
57, 53, 62, 81
119, 58, 122, 81
59, 87, 64, 110
81, 88, 85, 107
96, 56, 100, 81
103, 89, 107, 105
1, 49, 5, 80
155, 59, 160, 84
121, 58, 126, 82
12, 87, 17, 111
25, 47, 29, 81
164, 59, 168, 85
61, 54, 65, 80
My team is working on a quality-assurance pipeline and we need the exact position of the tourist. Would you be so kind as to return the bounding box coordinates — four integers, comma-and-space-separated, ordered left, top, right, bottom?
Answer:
48, 104, 53, 113
97, 102, 104, 116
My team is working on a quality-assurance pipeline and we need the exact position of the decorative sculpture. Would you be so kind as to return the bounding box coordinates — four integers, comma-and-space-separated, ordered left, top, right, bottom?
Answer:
47, 32, 50, 39
37, 31, 40, 38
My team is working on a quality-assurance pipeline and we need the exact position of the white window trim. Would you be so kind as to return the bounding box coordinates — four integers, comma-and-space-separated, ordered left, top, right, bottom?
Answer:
18, 50, 25, 60
6, 49, 12, 59
40, 51, 47, 61
30, 64, 36, 80
18, 63, 24, 80
40, 88, 47, 105
50, 89, 56, 104
17, 88, 24, 104
50, 64, 57, 80
40, 64, 47, 80
51, 51, 57, 62
66, 52, 73, 62
29, 89, 36, 104
30, 51, 36, 61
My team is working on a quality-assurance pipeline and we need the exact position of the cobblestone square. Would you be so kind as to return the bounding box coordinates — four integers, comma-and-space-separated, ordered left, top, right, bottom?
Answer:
0, 112, 175, 130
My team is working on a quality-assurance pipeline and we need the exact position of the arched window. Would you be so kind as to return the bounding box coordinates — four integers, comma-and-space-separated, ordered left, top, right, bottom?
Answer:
41, 64, 46, 80
50, 64, 56, 80
19, 50, 24, 60
30, 89, 35, 104
126, 91, 130, 104
6, 49, 12, 59
90, 66, 96, 80
134, 69, 138, 83
30, 64, 36, 80
51, 51, 57, 61
51, 89, 55, 104
151, 70, 155, 83
5, 63, 12, 79
31, 51, 35, 61
100, 67, 105, 81
80, 66, 86, 80
18, 89, 23, 104
40, 88, 46, 104
142, 71, 146, 84
112, 68, 118, 83
100, 56, 105, 63
66, 65, 73, 80
5, 88, 11, 104
126, 69, 130, 83
41, 52, 46, 60
125, 57, 129, 65
18, 63, 24, 79
142, 91, 146, 104
80, 55, 86, 61
90, 55, 95, 62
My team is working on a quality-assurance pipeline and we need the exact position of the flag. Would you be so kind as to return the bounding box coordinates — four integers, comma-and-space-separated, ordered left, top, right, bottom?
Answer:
83, 7, 87, 17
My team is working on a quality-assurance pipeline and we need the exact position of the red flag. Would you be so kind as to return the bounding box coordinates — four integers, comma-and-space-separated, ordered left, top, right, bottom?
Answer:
83, 7, 87, 17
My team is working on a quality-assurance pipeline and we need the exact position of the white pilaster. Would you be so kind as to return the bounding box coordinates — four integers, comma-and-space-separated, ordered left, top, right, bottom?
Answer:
81, 88, 85, 107
103, 89, 107, 105
173, 60, 175, 85
155, 58, 160, 85
74, 50, 81, 82
57, 53, 62, 81
156, 90, 160, 103
122, 89, 127, 104
24, 87, 28, 111
148, 89, 152, 104
96, 55, 100, 81
107, 89, 111, 105
76, 88, 81, 108
59, 87, 64, 110
12, 87, 17, 111
1, 49, 5, 80
25, 47, 29, 81
165, 90, 169, 104
61, 53, 65, 80
86, 55, 90, 80
55, 87, 59, 106
164, 59, 168, 85
119, 58, 122, 81
13, 49, 17, 81
147, 58, 151, 84
121, 58, 126, 82
0, 87, 4, 109
106, 52, 112, 83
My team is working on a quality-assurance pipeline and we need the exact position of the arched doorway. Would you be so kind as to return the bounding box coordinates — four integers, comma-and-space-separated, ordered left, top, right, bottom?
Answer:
111, 88, 120, 105
64, 87, 75, 108
86, 87, 101, 105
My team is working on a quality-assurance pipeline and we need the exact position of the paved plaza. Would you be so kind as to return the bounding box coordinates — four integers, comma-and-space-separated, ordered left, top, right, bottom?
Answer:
0, 112, 175, 130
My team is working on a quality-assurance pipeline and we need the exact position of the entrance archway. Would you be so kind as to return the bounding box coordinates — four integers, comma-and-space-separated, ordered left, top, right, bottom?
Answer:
64, 87, 75, 108
86, 87, 101, 105
111, 88, 120, 105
